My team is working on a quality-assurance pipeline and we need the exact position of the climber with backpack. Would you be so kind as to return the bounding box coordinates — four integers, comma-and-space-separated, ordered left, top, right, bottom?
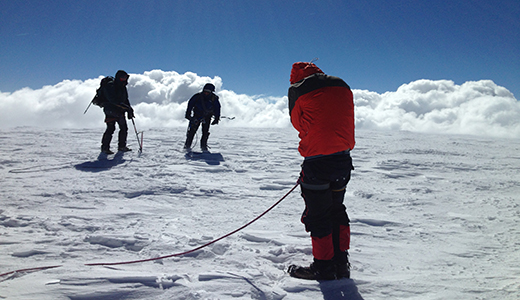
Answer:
97, 70, 134, 154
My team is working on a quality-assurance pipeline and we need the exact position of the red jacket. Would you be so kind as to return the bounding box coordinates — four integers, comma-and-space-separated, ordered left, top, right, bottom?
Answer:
288, 63, 355, 158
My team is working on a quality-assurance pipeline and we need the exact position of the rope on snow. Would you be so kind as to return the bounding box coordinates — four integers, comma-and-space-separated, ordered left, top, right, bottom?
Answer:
86, 182, 300, 266
0, 182, 300, 277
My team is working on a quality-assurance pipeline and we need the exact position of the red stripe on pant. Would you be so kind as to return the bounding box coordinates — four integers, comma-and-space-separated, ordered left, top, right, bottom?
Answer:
311, 234, 334, 260
339, 224, 350, 251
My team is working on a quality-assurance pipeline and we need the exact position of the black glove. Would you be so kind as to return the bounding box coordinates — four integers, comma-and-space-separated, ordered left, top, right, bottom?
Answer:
185, 114, 191, 120
127, 109, 134, 119
211, 118, 219, 125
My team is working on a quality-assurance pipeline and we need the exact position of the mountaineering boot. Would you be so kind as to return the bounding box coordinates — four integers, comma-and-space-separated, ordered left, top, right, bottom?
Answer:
101, 146, 114, 155
334, 251, 351, 279
184, 139, 194, 152
336, 262, 351, 279
118, 146, 132, 152
288, 259, 336, 280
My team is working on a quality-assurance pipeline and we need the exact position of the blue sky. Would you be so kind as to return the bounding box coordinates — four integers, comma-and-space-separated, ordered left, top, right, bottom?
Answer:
1, 0, 519, 98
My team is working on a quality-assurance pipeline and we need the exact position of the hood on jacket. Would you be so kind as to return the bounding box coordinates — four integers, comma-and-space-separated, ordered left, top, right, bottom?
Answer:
115, 70, 129, 86
203, 83, 215, 93
290, 62, 323, 84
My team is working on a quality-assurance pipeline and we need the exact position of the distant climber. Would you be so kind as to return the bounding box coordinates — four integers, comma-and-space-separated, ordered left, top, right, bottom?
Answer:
100, 70, 134, 154
184, 83, 221, 152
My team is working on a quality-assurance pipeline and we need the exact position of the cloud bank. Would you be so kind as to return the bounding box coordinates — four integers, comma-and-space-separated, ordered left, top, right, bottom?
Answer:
354, 79, 520, 138
1, 70, 519, 138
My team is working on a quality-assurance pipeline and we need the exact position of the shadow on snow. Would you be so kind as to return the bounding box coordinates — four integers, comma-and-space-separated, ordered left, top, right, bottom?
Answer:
185, 151, 224, 166
320, 278, 364, 300
74, 152, 128, 172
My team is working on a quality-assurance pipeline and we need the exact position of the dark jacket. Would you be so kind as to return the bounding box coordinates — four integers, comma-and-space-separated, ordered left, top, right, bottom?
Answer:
288, 63, 355, 158
103, 71, 132, 118
185, 92, 221, 121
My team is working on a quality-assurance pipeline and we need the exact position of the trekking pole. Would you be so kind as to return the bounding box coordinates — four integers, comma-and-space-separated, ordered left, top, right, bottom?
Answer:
131, 118, 143, 153
83, 101, 93, 114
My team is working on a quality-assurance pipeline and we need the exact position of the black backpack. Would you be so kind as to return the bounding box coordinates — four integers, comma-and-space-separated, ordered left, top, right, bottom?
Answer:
91, 76, 114, 107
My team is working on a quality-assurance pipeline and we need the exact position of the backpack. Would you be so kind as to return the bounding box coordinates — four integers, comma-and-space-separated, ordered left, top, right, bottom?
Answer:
91, 76, 114, 107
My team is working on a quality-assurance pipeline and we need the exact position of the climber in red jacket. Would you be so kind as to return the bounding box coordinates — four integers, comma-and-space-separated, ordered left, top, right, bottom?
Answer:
287, 61, 355, 280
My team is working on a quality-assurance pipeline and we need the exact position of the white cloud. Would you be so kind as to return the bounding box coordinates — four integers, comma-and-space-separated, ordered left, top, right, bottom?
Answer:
1, 70, 519, 138
353, 79, 520, 137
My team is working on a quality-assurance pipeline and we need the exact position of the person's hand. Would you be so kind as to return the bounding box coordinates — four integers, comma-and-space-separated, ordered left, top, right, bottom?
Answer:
211, 118, 219, 125
185, 114, 191, 120
127, 109, 134, 119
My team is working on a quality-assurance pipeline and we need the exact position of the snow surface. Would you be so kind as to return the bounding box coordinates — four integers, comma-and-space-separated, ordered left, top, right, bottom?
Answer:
1, 126, 519, 299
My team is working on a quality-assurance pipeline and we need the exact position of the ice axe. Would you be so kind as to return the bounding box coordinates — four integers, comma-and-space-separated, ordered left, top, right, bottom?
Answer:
131, 118, 143, 154
83, 101, 93, 114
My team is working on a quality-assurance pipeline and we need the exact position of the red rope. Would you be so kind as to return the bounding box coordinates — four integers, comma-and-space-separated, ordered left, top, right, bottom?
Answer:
0, 265, 62, 278
0, 183, 299, 276
86, 182, 299, 266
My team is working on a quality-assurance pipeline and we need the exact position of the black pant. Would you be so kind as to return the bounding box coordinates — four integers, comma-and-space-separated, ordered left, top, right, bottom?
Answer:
184, 117, 211, 149
299, 153, 353, 261
101, 115, 128, 150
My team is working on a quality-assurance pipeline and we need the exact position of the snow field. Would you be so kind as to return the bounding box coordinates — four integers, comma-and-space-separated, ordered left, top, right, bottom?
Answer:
1, 126, 519, 299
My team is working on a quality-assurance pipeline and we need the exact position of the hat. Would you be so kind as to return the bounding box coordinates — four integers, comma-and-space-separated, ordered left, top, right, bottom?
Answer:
203, 83, 215, 92
290, 62, 323, 84
115, 70, 129, 79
